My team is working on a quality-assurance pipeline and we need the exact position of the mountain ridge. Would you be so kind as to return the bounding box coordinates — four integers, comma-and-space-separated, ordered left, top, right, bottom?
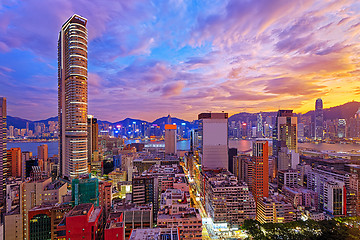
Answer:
7, 101, 360, 129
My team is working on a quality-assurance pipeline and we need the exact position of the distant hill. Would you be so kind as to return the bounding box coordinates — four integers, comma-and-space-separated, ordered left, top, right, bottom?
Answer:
229, 101, 360, 124
303, 101, 360, 120
7, 101, 360, 129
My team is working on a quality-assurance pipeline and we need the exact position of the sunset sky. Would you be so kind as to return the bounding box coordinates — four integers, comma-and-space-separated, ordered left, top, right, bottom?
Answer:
0, 0, 359, 122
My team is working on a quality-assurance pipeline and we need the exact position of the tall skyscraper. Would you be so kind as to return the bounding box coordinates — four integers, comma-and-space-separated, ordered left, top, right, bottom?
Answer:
273, 110, 297, 172
338, 119, 346, 138
58, 14, 88, 179
87, 115, 99, 164
315, 98, 323, 140
0, 97, 7, 203
198, 112, 228, 170
251, 141, 269, 201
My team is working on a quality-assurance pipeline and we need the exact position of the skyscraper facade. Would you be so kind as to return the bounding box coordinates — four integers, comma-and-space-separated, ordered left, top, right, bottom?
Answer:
0, 97, 7, 204
198, 112, 228, 170
58, 15, 88, 179
315, 98, 323, 140
251, 141, 269, 201
273, 110, 297, 172
87, 115, 99, 164
165, 124, 177, 155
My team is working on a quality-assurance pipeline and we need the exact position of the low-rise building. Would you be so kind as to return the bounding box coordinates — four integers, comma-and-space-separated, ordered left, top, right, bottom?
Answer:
256, 195, 296, 223
201, 169, 256, 228
56, 203, 103, 240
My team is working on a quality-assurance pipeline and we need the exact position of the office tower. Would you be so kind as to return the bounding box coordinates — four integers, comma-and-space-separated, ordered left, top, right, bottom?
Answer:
251, 141, 269, 201
273, 110, 297, 172
257, 113, 264, 137
87, 115, 99, 163
164, 124, 177, 155
58, 14, 88, 179
37, 144, 48, 172
7, 148, 21, 177
198, 112, 228, 170
72, 175, 99, 206
314, 98, 324, 140
0, 97, 7, 204
338, 119, 346, 138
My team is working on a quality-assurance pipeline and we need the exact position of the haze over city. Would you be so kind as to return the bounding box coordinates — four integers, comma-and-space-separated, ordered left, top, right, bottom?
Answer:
0, 0, 359, 121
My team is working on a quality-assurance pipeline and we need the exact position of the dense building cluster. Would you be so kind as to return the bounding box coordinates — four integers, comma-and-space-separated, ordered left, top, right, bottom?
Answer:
0, 14, 360, 240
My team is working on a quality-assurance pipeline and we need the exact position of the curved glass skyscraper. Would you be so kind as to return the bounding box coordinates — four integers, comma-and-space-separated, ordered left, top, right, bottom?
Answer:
58, 15, 88, 179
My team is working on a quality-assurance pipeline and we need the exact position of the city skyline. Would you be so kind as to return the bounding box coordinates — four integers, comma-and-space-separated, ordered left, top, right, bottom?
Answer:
0, 0, 359, 122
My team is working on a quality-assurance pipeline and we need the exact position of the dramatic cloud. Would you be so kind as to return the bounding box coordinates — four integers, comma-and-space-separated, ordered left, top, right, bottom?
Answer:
0, 0, 359, 121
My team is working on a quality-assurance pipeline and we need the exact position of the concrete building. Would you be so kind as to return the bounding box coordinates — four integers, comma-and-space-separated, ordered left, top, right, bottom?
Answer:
323, 180, 345, 216
111, 201, 153, 238
314, 98, 324, 140
58, 14, 89, 179
273, 110, 297, 172
28, 203, 72, 240
256, 195, 296, 223
56, 203, 103, 240
198, 113, 228, 170
251, 141, 269, 201
0, 97, 7, 204
4, 207, 23, 240
307, 167, 353, 216
129, 228, 180, 240
88, 115, 99, 164
99, 181, 112, 218
201, 169, 256, 228
165, 124, 177, 155
104, 213, 125, 240
7, 148, 21, 177
278, 169, 298, 193
157, 189, 202, 239
338, 119, 346, 138
37, 144, 48, 172
17, 177, 68, 240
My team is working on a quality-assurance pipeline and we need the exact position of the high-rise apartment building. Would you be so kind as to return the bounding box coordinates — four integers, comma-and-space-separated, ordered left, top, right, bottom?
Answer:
0, 97, 7, 204
87, 115, 99, 164
198, 112, 228, 170
314, 98, 324, 140
37, 144, 48, 172
164, 124, 177, 155
7, 148, 21, 178
58, 14, 88, 179
273, 110, 297, 172
251, 141, 269, 201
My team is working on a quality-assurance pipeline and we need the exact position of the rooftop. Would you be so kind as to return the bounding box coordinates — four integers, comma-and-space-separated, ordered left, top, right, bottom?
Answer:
68, 203, 93, 217
129, 228, 179, 240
